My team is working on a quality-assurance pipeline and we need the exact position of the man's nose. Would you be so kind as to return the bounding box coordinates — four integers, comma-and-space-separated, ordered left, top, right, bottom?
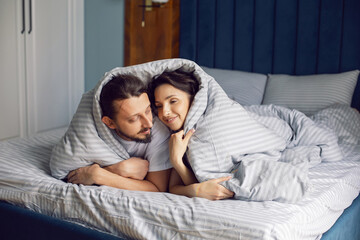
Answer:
142, 115, 153, 128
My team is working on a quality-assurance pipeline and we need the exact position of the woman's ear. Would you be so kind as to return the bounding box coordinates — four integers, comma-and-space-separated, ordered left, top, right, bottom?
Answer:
102, 116, 116, 129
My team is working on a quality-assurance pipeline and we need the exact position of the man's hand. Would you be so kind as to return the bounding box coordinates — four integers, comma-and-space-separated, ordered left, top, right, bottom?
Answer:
104, 157, 149, 180
67, 164, 101, 185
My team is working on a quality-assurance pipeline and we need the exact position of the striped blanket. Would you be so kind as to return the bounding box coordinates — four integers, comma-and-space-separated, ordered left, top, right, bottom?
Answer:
179, 61, 343, 203
50, 58, 343, 203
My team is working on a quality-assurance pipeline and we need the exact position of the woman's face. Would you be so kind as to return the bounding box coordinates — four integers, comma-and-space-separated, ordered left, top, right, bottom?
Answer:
154, 84, 192, 131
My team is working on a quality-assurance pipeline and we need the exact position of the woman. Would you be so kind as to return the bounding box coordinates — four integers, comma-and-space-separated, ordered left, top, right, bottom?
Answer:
149, 65, 328, 203
149, 70, 234, 200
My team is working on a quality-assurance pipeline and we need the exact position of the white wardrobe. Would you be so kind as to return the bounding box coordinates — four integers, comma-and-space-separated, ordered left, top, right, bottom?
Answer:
0, 0, 84, 141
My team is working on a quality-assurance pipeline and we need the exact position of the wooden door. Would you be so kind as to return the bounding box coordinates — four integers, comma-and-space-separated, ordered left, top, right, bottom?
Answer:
125, 0, 179, 66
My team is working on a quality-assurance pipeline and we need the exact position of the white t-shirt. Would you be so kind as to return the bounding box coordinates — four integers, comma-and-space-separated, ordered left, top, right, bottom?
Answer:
113, 117, 172, 172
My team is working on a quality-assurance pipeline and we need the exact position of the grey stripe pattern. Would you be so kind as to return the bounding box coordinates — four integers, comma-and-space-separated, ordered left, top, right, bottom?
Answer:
0, 105, 360, 239
184, 64, 344, 203
263, 70, 360, 116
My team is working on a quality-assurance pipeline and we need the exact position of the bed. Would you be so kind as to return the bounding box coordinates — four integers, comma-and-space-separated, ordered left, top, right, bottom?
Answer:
1, 0, 360, 240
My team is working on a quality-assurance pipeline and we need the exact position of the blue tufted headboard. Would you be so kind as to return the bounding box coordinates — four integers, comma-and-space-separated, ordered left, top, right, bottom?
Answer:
179, 0, 360, 111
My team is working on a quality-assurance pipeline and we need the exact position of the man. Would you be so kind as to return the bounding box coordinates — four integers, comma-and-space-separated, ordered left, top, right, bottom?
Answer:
50, 74, 172, 192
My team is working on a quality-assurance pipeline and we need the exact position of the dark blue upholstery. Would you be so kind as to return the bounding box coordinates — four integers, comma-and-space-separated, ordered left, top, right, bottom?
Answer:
179, 0, 360, 110
0, 201, 125, 240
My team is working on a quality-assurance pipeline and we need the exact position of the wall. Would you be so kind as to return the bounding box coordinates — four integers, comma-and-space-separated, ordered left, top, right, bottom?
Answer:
85, 0, 125, 91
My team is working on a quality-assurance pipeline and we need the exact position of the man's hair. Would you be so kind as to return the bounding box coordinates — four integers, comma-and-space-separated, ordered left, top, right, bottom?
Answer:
100, 74, 147, 119
149, 69, 200, 108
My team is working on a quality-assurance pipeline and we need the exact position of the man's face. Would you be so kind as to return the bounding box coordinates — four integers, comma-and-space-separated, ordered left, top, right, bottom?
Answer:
102, 93, 153, 143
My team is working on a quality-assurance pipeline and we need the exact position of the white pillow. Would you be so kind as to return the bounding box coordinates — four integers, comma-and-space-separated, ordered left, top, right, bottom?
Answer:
201, 66, 267, 105
262, 70, 360, 116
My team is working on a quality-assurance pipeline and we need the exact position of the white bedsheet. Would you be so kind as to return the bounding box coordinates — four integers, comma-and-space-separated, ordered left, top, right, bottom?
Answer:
0, 107, 359, 240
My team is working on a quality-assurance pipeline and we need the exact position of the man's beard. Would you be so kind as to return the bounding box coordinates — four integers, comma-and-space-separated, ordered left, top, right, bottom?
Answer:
116, 128, 152, 143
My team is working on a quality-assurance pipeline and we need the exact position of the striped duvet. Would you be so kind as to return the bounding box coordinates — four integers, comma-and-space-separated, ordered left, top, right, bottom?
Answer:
181, 61, 343, 203
50, 58, 342, 202
0, 104, 359, 239
0, 59, 359, 239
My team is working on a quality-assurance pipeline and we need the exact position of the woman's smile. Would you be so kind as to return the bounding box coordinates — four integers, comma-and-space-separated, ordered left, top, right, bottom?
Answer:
164, 116, 178, 124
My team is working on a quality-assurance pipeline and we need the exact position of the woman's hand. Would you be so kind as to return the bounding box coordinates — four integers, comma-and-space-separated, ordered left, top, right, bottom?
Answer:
67, 163, 102, 185
195, 176, 234, 200
169, 129, 195, 167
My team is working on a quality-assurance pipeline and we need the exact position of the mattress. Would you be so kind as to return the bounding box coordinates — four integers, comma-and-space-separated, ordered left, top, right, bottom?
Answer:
0, 108, 359, 240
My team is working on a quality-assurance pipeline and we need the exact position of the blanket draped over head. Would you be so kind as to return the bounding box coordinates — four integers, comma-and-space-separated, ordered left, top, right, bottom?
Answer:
50, 59, 193, 179
175, 59, 342, 203
51, 58, 342, 203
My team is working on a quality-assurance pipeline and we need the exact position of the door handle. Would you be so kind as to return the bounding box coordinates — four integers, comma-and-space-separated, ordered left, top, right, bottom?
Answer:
21, 0, 25, 34
28, 0, 32, 34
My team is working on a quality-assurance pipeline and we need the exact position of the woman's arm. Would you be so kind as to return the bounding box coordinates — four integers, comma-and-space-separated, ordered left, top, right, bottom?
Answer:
169, 130, 234, 200
170, 155, 197, 186
169, 130, 197, 185
169, 169, 234, 200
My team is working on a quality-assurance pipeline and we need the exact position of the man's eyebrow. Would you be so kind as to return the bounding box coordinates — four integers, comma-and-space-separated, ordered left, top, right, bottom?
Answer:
126, 104, 151, 119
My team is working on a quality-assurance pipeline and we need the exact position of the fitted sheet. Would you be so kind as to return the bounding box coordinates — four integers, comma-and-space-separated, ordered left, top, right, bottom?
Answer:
0, 112, 359, 240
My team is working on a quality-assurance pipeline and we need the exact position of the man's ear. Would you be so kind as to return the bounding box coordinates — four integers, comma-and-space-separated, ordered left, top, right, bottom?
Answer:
102, 116, 116, 129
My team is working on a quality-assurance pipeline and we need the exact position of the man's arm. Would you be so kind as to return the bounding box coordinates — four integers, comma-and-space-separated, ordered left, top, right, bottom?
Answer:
67, 163, 171, 192
104, 158, 172, 191
104, 157, 149, 180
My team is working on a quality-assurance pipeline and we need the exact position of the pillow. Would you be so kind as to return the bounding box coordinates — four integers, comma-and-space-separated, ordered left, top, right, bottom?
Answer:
201, 66, 267, 105
262, 70, 360, 116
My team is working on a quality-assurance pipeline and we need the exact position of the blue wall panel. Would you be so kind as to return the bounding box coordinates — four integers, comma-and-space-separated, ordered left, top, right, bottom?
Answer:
179, 0, 197, 61
179, 0, 360, 110
252, 0, 276, 74
342, 0, 360, 110
317, 0, 344, 73
341, 0, 360, 72
179, 0, 360, 109
272, 0, 298, 74
197, 0, 217, 67
233, 0, 254, 72
295, 0, 321, 75
214, 0, 235, 69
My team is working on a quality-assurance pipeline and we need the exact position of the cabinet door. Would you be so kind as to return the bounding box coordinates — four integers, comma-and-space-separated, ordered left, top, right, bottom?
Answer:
25, 0, 83, 135
0, 0, 27, 141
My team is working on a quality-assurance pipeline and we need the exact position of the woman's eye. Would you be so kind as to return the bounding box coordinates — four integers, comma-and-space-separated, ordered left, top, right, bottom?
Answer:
155, 105, 162, 109
170, 99, 177, 104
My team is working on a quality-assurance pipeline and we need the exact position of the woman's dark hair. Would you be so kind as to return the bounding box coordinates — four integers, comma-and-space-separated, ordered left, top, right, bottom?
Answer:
148, 69, 200, 109
100, 74, 147, 119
